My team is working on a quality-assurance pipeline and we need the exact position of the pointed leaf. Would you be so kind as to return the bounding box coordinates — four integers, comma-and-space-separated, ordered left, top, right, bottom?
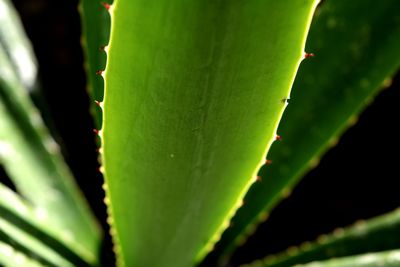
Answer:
79, 0, 112, 127
0, 240, 44, 267
0, 6, 101, 262
0, 183, 85, 267
214, 0, 400, 260
0, 0, 37, 90
102, 1, 319, 266
267, 250, 400, 267
244, 208, 400, 267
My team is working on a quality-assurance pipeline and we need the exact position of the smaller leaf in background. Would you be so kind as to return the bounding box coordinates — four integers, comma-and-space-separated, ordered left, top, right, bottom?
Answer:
0, 183, 77, 267
79, 0, 112, 128
0, 224, 73, 267
0, 47, 99, 266
211, 0, 400, 263
283, 249, 400, 267
0, 240, 44, 267
0, 0, 37, 90
0, 0, 101, 264
241, 208, 400, 267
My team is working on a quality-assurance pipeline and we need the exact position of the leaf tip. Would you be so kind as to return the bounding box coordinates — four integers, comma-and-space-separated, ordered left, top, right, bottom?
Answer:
333, 227, 345, 238
95, 100, 104, 109
281, 98, 290, 104
304, 52, 315, 59
99, 45, 110, 55
95, 70, 104, 76
281, 187, 292, 199
258, 211, 270, 222
317, 234, 329, 244
97, 166, 105, 174
100, 2, 111, 10
286, 246, 299, 256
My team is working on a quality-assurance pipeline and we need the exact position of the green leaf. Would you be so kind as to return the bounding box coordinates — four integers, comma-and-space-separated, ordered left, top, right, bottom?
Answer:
0, 3, 101, 263
0, 218, 74, 267
243, 208, 400, 267
0, 240, 44, 267
0, 183, 78, 267
79, 0, 112, 127
0, 0, 37, 91
102, 1, 319, 266
214, 0, 400, 260
0, 56, 99, 266
259, 250, 400, 267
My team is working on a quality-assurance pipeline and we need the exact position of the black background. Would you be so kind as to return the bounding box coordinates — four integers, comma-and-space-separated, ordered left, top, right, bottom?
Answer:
6, 0, 400, 266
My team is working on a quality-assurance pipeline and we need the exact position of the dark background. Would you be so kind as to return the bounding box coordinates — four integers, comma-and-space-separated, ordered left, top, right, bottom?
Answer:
7, 0, 400, 266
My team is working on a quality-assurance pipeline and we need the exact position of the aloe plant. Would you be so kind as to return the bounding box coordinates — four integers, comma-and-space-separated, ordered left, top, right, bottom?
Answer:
0, 0, 399, 267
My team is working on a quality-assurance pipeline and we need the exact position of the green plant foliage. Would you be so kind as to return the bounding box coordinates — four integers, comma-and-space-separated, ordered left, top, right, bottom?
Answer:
102, 0, 319, 266
0, 0, 37, 91
1, 0, 399, 266
272, 250, 400, 267
0, 0, 101, 264
243, 208, 400, 267
0, 240, 44, 267
0, 184, 76, 267
214, 0, 400, 260
0, 52, 98, 266
79, 0, 112, 127
0, 222, 73, 267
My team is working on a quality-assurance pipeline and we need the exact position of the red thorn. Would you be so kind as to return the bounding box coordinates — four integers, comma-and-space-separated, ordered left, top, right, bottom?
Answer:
276, 135, 282, 141
96, 70, 103, 76
304, 53, 315, 58
265, 159, 272, 165
93, 129, 100, 135
95, 100, 102, 107
100, 2, 110, 10
99, 46, 105, 52
256, 176, 262, 182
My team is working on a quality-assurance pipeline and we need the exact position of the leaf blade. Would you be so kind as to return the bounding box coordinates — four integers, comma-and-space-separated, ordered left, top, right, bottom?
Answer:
79, 0, 112, 127
0, 240, 44, 267
273, 250, 400, 267
0, 183, 81, 267
243, 208, 400, 267
0, 1, 101, 262
213, 0, 400, 261
102, 1, 319, 266
0, 0, 37, 90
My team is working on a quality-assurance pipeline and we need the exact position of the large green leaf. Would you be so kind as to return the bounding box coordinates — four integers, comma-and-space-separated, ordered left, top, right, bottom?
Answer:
102, 1, 319, 266
213, 0, 400, 260
0, 0, 101, 263
243, 208, 400, 267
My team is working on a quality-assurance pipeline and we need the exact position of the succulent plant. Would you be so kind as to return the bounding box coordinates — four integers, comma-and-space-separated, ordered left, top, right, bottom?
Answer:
0, 0, 399, 266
